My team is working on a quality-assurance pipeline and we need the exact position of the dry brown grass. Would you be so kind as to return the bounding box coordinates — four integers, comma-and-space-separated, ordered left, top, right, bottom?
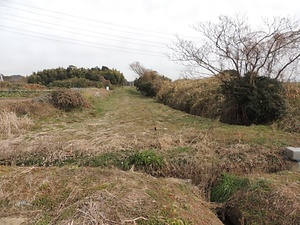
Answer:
50, 89, 90, 111
275, 83, 300, 132
23, 83, 46, 90
157, 77, 223, 118
0, 98, 57, 117
0, 87, 299, 224
0, 167, 223, 225
0, 110, 33, 137
0, 88, 295, 175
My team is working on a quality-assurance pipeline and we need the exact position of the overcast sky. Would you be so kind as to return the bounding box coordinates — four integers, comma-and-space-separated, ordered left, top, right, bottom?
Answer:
1, 0, 300, 81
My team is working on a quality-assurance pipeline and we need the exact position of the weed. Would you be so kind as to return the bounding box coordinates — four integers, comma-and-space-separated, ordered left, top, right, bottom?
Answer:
82, 152, 122, 167
35, 214, 51, 225
211, 173, 250, 203
33, 196, 55, 210
16, 155, 45, 166
126, 150, 165, 170
82, 150, 165, 172
138, 218, 191, 225
0, 110, 33, 136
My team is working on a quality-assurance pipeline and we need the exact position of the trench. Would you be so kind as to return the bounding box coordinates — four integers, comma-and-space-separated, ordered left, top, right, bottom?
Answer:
153, 156, 294, 225
0, 148, 294, 225
222, 217, 235, 225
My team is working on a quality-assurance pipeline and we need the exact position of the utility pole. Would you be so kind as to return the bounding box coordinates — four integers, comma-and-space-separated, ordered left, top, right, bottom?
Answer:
0, 74, 3, 82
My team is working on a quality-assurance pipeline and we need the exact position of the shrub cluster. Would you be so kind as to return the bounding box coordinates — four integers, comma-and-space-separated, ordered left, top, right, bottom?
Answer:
158, 74, 288, 125
275, 83, 300, 132
157, 77, 224, 118
134, 71, 171, 97
221, 73, 287, 125
50, 89, 89, 111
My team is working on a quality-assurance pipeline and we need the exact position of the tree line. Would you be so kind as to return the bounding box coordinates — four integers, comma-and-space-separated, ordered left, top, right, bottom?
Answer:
27, 65, 126, 88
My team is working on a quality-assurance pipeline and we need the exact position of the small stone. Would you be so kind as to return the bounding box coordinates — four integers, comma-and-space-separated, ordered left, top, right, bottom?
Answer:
15, 201, 31, 207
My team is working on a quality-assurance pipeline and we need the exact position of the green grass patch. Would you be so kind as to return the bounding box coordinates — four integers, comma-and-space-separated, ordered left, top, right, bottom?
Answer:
211, 173, 250, 203
125, 87, 143, 96
7, 150, 166, 171
126, 150, 165, 170
211, 174, 273, 207
138, 218, 191, 225
82, 152, 123, 168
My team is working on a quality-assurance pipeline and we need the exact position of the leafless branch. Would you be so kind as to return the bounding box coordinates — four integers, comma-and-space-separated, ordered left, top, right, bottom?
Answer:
170, 15, 300, 81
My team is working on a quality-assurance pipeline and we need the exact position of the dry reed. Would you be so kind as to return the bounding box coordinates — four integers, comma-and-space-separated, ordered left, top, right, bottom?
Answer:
0, 110, 33, 136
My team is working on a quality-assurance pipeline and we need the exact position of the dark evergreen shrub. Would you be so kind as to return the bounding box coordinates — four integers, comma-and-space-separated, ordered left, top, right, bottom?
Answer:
221, 73, 287, 125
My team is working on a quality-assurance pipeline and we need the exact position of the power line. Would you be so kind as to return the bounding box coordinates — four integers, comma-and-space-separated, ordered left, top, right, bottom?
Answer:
0, 13, 168, 49
1, 0, 200, 40
0, 27, 166, 57
0, 2, 174, 40
0, 10, 169, 46
0, 24, 164, 54
1, 0, 188, 38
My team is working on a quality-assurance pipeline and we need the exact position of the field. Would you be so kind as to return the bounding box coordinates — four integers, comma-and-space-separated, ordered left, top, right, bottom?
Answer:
0, 87, 299, 225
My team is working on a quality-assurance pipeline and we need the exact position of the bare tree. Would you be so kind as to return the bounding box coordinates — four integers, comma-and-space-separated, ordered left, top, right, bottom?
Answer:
129, 62, 149, 77
170, 15, 300, 83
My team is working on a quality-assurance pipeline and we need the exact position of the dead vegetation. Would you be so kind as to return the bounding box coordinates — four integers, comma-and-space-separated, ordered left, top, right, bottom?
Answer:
0, 87, 297, 176
0, 87, 299, 224
276, 83, 300, 132
50, 89, 90, 111
0, 110, 33, 137
0, 167, 223, 225
0, 98, 57, 117
157, 77, 223, 118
